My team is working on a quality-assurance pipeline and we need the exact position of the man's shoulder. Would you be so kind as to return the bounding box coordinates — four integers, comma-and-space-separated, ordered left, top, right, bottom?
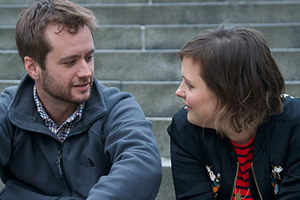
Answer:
0, 86, 18, 119
1, 86, 18, 103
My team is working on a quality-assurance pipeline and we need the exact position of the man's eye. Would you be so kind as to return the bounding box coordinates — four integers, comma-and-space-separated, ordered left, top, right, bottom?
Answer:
86, 55, 94, 62
64, 60, 75, 65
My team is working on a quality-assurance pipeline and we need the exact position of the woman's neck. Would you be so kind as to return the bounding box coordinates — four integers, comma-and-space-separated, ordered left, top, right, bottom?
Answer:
225, 125, 258, 145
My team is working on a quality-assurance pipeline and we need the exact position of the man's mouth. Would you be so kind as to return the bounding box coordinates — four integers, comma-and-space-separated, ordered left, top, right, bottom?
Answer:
73, 82, 91, 91
75, 83, 89, 87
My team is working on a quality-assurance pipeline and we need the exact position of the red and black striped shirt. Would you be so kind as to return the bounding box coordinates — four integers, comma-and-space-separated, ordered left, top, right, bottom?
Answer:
231, 136, 255, 200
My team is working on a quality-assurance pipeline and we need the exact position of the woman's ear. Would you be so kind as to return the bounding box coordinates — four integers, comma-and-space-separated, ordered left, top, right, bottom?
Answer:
24, 56, 41, 80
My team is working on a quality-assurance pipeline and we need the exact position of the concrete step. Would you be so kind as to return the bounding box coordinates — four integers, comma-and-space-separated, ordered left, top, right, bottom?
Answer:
0, 0, 298, 4
0, 79, 183, 117
1, 23, 300, 50
0, 0, 148, 4
150, 117, 172, 158
1, 80, 300, 159
156, 163, 174, 200
1, 49, 300, 81
1, 2, 300, 25
144, 23, 300, 50
1, 80, 300, 117
157, 0, 299, 2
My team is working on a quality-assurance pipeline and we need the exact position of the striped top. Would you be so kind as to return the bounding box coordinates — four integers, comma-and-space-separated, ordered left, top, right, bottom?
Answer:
231, 136, 255, 200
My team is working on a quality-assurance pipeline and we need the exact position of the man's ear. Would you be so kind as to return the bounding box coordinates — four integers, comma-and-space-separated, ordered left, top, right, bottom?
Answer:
24, 56, 41, 80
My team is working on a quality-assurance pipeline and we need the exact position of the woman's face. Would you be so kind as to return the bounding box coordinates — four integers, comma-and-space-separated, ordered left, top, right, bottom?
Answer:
176, 57, 218, 128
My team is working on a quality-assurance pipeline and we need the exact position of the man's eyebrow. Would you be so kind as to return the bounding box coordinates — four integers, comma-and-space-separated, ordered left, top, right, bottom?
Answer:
87, 48, 95, 54
59, 55, 79, 62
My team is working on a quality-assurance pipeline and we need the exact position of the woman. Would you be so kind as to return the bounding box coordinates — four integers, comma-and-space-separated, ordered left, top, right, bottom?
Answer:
168, 25, 300, 200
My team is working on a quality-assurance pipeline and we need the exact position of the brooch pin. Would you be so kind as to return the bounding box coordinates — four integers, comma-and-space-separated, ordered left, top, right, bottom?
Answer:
206, 165, 221, 199
271, 165, 283, 195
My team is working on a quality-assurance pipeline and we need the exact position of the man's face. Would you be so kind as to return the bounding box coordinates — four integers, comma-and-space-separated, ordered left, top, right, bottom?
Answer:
37, 24, 95, 105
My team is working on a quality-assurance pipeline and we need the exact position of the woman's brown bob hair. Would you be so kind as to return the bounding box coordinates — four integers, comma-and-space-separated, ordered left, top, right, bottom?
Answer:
15, 0, 97, 70
178, 25, 285, 134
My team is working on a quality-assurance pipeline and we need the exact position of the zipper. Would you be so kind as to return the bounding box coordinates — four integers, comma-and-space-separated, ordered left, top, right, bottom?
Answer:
230, 162, 240, 199
56, 150, 63, 177
251, 164, 263, 200
56, 145, 73, 196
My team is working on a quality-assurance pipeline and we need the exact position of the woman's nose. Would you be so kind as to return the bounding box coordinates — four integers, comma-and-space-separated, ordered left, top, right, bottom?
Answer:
175, 82, 185, 98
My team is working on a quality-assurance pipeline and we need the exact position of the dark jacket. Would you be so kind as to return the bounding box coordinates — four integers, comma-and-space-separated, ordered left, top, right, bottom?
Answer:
0, 75, 162, 200
168, 95, 300, 200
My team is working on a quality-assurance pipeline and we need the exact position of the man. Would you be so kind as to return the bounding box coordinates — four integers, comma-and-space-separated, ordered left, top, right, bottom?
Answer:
0, 0, 162, 199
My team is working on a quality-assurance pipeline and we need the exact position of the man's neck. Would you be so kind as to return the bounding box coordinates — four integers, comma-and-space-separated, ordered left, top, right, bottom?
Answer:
33, 85, 78, 126
42, 102, 77, 126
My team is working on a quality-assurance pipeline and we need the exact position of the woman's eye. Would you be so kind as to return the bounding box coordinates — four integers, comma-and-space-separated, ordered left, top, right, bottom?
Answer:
187, 84, 193, 89
185, 81, 193, 89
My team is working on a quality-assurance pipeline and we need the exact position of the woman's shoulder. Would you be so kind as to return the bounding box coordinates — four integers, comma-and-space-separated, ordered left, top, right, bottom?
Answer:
171, 107, 189, 127
277, 94, 300, 125
168, 107, 195, 137
168, 107, 221, 164
168, 107, 218, 143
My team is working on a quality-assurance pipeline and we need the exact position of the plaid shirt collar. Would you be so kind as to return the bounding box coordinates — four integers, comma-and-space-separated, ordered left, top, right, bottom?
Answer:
33, 85, 85, 141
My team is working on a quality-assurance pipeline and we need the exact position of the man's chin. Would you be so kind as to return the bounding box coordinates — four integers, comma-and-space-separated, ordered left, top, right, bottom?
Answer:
72, 93, 91, 103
